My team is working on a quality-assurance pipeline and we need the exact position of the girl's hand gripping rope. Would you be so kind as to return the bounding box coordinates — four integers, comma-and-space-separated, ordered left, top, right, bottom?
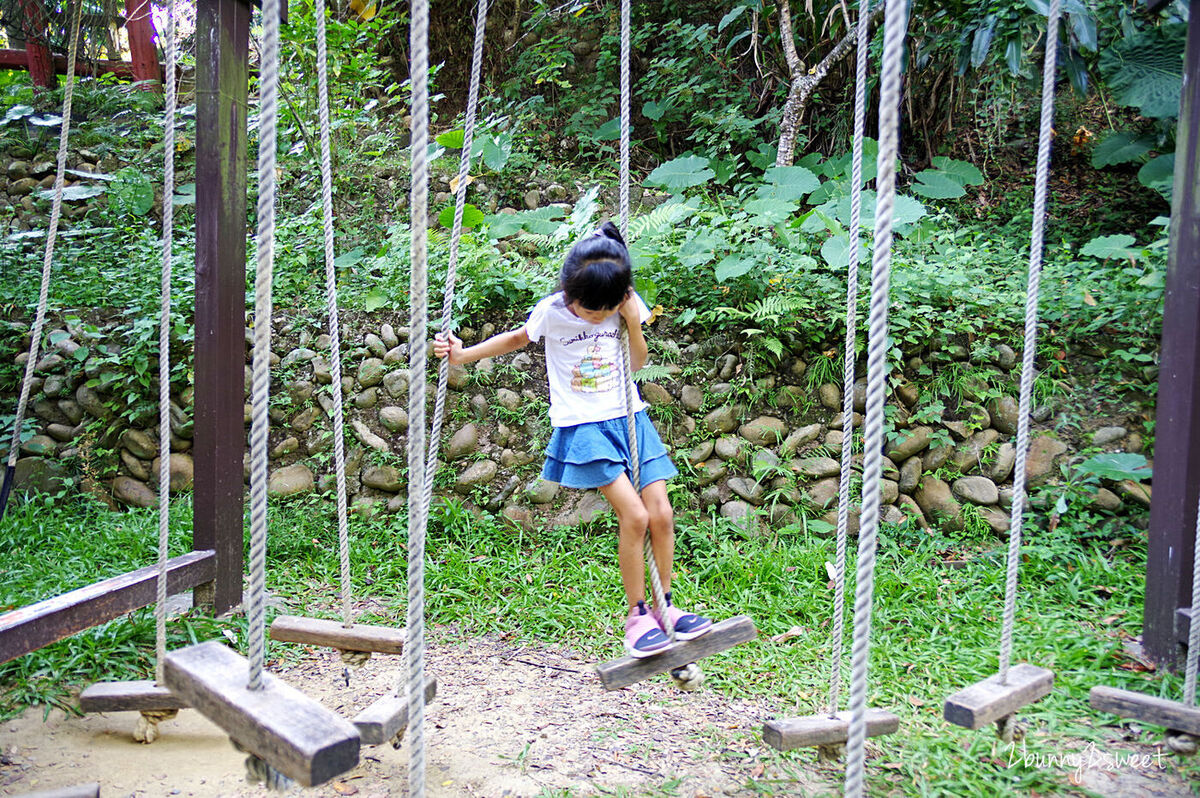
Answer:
433, 331, 464, 364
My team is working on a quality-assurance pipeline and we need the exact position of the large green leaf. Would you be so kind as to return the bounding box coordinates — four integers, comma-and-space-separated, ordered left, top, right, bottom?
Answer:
930, 157, 983, 186
1099, 26, 1186, 119
911, 170, 967, 199
1081, 234, 1138, 260
1090, 131, 1154, 168
643, 155, 715, 192
1138, 153, 1175, 200
436, 128, 465, 149
438, 202, 485, 229
714, 254, 754, 282
480, 132, 512, 171
760, 165, 820, 201
743, 197, 798, 226
482, 206, 565, 238
676, 229, 726, 269
830, 190, 926, 230
1078, 452, 1151, 482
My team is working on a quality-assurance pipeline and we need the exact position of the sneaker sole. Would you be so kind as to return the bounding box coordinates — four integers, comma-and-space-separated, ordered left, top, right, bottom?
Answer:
625, 642, 672, 659
672, 624, 713, 642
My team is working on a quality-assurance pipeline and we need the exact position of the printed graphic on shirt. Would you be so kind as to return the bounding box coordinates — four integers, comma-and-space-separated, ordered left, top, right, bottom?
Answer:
570, 343, 617, 392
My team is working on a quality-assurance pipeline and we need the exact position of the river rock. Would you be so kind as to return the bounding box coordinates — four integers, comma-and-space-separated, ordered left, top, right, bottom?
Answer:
448, 363, 470, 390
1092, 426, 1127, 447
58, 399, 83, 425
357, 358, 386, 388
914, 476, 963, 531
379, 406, 409, 432
383, 369, 409, 398
886, 426, 932, 461
688, 440, 714, 465
988, 395, 1020, 435
714, 436, 745, 462
641, 383, 674, 406
950, 429, 1000, 473
270, 436, 299, 459
702, 406, 737, 435
803, 477, 840, 509
12, 457, 68, 496
45, 423, 78, 442
1090, 487, 1123, 512
775, 385, 807, 408
121, 429, 158, 459
312, 359, 333, 384
778, 424, 820, 458
525, 478, 559, 504
150, 453, 195, 492
818, 383, 841, 410
76, 385, 112, 419
281, 347, 317, 367
363, 465, 403, 492
824, 430, 844, 456
895, 381, 919, 406
351, 420, 390, 452
728, 476, 764, 505
113, 476, 156, 508
446, 423, 479, 460
986, 442, 1016, 482
739, 416, 786, 446
790, 456, 840, 480
694, 460, 727, 487
719, 500, 755, 531
495, 388, 521, 411
1024, 435, 1068, 486
291, 407, 318, 433
897, 494, 928, 528
1116, 480, 1151, 508
978, 506, 1011, 535
898, 456, 922, 494
121, 449, 150, 480
953, 475, 999, 505
364, 333, 387, 358
355, 388, 379, 409
681, 385, 704, 412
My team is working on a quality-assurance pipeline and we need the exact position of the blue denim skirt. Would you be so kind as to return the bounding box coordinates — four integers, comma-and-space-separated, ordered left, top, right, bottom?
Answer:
542, 410, 678, 491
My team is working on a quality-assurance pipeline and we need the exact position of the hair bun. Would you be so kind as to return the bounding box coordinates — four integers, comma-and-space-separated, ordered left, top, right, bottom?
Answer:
597, 220, 626, 248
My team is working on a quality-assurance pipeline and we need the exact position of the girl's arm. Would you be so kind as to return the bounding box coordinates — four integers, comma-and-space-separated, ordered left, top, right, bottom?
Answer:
619, 293, 649, 372
434, 327, 530, 365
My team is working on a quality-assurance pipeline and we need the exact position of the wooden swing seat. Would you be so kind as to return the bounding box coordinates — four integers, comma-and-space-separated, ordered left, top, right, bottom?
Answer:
1090, 685, 1200, 736
763, 707, 900, 750
78, 679, 187, 712
595, 615, 757, 691
354, 675, 439, 745
269, 614, 405, 655
943, 663, 1054, 729
163, 640, 360, 787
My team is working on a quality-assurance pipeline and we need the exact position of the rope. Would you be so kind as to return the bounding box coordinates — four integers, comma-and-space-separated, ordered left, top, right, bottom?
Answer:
246, 0, 282, 692
829, 0, 871, 718
312, 0, 354, 630
619, 321, 673, 641
0, 0, 83, 523
1185, 488, 1200, 705
420, 0, 489, 544
843, 0, 908, 792
154, 0, 178, 686
407, 0, 431, 791
998, 0, 1060, 683
619, 0, 631, 235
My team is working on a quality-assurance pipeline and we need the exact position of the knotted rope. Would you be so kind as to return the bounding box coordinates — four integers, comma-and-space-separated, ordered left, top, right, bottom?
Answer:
829, 0, 871, 719
843, 0, 908, 792
998, 0, 1061, 684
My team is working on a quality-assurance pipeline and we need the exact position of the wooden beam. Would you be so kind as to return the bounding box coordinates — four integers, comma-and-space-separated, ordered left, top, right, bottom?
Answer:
763, 708, 900, 750
1090, 685, 1200, 736
11, 784, 100, 798
943, 663, 1054, 730
163, 640, 360, 787
193, 0, 251, 616
354, 676, 438, 745
0, 551, 215, 664
124, 0, 161, 89
1144, 0, 1200, 669
79, 679, 187, 712
0, 50, 145, 79
15, 0, 53, 89
595, 615, 757, 691
270, 615, 406, 654
1178, 607, 1193, 646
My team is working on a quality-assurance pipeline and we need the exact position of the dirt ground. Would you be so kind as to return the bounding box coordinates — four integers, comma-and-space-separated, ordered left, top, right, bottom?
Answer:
0, 634, 1196, 797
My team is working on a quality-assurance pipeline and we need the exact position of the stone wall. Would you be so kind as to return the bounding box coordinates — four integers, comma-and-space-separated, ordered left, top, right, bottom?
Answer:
1, 315, 1153, 534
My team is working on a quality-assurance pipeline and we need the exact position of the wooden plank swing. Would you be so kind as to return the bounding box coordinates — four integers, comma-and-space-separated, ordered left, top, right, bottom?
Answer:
595, 615, 758, 691
269, 614, 406, 656
11, 783, 101, 798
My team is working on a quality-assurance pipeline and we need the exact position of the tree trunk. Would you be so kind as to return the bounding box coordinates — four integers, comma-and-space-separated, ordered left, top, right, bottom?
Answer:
775, 3, 885, 167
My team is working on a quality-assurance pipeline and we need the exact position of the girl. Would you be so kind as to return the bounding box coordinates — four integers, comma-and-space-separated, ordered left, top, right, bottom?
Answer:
434, 222, 712, 658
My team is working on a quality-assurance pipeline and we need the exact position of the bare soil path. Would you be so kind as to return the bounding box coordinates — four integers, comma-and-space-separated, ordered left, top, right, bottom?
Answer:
0, 634, 1195, 797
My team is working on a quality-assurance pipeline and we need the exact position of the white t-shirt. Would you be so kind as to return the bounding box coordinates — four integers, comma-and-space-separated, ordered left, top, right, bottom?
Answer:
523, 291, 651, 427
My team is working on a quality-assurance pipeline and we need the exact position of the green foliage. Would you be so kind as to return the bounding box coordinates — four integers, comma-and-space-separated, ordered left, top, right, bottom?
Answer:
1090, 131, 1155, 169
1099, 25, 1187, 121
643, 155, 715, 193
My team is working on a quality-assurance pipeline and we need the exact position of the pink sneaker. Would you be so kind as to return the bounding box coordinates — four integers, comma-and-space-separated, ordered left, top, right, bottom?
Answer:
625, 601, 671, 658
655, 595, 713, 642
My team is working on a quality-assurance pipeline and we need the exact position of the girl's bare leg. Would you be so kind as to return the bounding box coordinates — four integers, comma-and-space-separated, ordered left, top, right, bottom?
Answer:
599, 473, 652, 610
640, 479, 674, 594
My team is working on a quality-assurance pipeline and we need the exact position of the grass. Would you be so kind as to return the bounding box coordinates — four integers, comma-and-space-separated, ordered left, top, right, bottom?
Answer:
2, 489, 1198, 795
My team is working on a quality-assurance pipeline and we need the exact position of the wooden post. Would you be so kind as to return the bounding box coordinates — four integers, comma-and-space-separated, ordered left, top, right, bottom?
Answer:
1144, 7, 1200, 668
16, 0, 54, 89
124, 0, 162, 89
193, 0, 250, 616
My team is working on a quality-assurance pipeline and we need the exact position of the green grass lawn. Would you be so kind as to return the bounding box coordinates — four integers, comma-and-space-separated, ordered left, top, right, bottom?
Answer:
2, 492, 1197, 795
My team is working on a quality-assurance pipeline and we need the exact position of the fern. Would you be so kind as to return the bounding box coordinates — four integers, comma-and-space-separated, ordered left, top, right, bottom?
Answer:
629, 202, 696, 239
633, 364, 673, 383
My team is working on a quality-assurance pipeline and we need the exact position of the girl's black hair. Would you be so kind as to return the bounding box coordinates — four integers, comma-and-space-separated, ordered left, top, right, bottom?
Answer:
559, 220, 632, 310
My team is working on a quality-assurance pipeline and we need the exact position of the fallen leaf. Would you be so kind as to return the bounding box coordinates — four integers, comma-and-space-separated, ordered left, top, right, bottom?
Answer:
648, 304, 664, 324
750, 764, 765, 778
770, 625, 806, 643
1083, 290, 1097, 307
824, 561, 837, 582
332, 782, 358, 796
449, 174, 475, 193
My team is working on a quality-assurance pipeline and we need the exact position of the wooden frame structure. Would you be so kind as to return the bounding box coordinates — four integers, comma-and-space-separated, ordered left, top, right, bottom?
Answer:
0, 0, 252, 664
3, 0, 164, 89
1143, 1, 1200, 669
